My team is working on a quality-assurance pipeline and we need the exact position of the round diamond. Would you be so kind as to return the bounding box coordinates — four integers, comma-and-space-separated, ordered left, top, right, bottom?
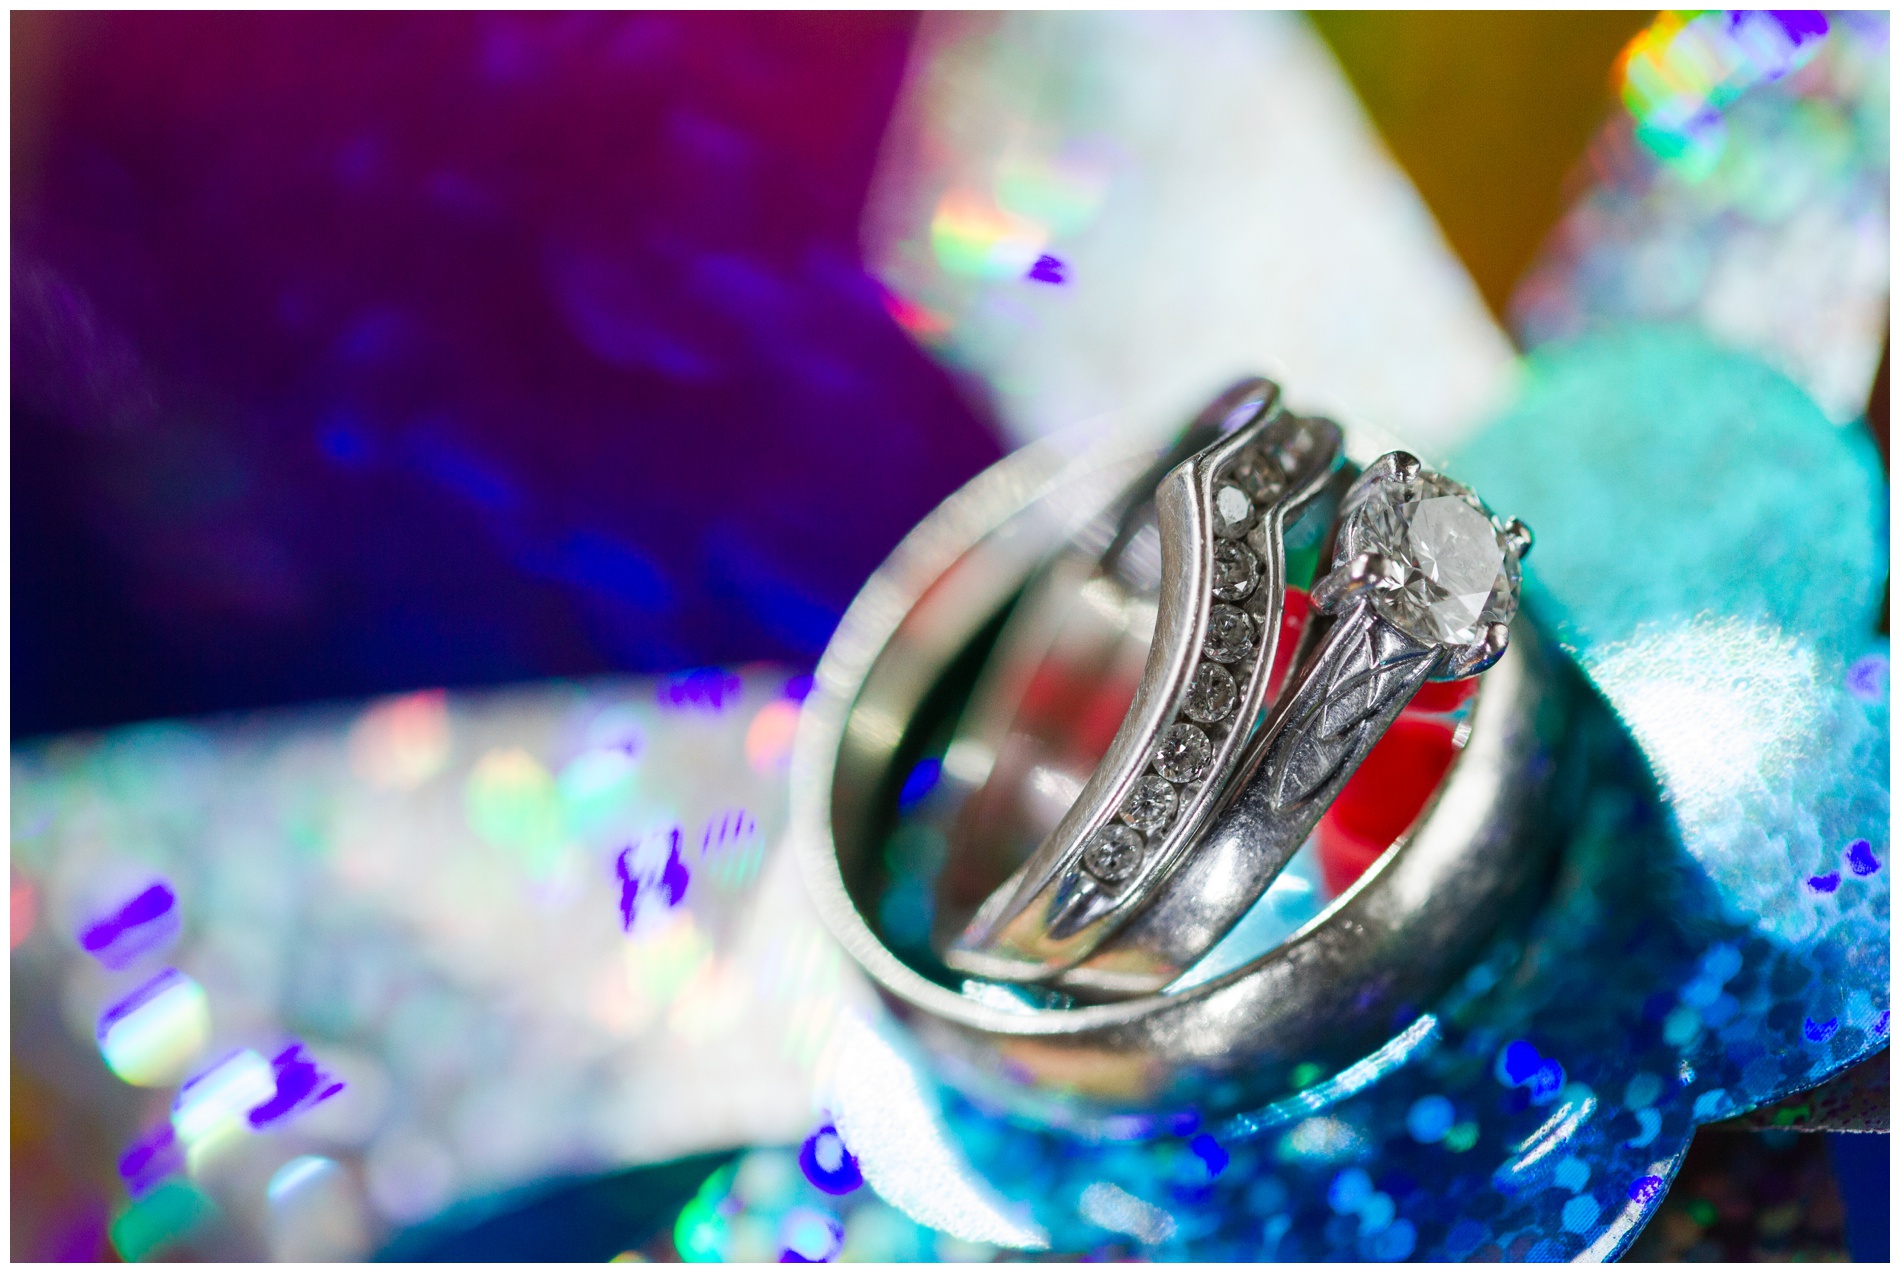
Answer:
1340, 466, 1521, 646
1082, 824, 1144, 884
1202, 604, 1255, 663
1212, 484, 1253, 539
1229, 450, 1283, 503
1210, 539, 1260, 601
1182, 662, 1238, 724
1120, 775, 1179, 833
1275, 420, 1321, 469
1152, 722, 1212, 783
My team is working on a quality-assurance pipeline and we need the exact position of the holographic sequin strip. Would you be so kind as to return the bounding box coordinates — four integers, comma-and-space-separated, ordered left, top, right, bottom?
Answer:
11, 670, 860, 1259
1513, 11, 1890, 424
864, 11, 1516, 461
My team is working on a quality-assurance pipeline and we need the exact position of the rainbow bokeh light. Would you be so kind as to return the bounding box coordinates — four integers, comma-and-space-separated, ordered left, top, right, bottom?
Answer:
267, 1155, 339, 1205
993, 147, 1111, 240
97, 969, 213, 1088
466, 747, 567, 878
930, 190, 1049, 280
172, 1049, 280, 1169
1617, 11, 1829, 174
349, 691, 452, 791
927, 142, 1110, 283
744, 698, 802, 775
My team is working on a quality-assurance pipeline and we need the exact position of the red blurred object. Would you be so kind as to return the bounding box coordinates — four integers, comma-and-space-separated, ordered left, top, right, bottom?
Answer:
1266, 587, 1312, 700
1022, 584, 1314, 769
1317, 713, 1460, 895
1072, 671, 1143, 761
1000, 586, 1458, 900
1407, 675, 1479, 714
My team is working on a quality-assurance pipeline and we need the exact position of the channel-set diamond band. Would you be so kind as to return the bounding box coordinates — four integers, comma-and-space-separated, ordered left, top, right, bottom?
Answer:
1020, 449, 1534, 996
789, 381, 1574, 1114
936, 380, 1344, 987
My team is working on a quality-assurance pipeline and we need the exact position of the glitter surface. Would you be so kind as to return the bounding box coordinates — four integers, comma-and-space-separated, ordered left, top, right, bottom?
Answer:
786, 665, 1883, 1257
1452, 327, 1887, 948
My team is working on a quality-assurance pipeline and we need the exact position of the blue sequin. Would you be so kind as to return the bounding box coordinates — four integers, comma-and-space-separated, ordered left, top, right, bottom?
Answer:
1189, 1134, 1229, 1178
1362, 1216, 1415, 1260
1405, 1096, 1454, 1144
1327, 1168, 1373, 1215
1496, 1040, 1541, 1087
896, 756, 943, 811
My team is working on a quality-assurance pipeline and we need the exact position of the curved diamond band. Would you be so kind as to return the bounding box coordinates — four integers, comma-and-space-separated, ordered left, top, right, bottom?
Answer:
1041, 453, 1533, 995
933, 380, 1343, 985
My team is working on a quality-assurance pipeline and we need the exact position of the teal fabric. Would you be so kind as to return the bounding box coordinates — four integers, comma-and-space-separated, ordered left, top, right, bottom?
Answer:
1450, 324, 1885, 664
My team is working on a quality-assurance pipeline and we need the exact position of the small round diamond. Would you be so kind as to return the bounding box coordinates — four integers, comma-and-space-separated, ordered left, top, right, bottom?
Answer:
1212, 484, 1253, 539
1338, 465, 1521, 646
1210, 539, 1260, 601
1229, 451, 1283, 503
1152, 722, 1212, 783
1120, 775, 1179, 833
1276, 422, 1320, 469
1082, 824, 1144, 884
1202, 604, 1255, 663
1182, 662, 1238, 724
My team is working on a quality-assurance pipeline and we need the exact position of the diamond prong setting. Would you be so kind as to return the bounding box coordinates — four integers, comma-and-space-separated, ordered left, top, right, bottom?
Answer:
1329, 457, 1524, 651
1503, 517, 1533, 559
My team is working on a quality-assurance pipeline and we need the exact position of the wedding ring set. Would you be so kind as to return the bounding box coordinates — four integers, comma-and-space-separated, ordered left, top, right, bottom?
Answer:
791, 379, 1577, 1115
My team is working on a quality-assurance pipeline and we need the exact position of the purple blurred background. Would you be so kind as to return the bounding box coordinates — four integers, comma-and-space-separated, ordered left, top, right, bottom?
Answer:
14, 11, 1002, 738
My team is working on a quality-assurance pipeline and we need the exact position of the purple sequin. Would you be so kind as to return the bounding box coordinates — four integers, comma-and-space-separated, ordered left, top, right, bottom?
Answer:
797, 1123, 863, 1196
77, 881, 179, 970
117, 1123, 184, 1198
656, 668, 744, 712
616, 827, 691, 930
1845, 653, 1887, 702
248, 1043, 344, 1129
1627, 1175, 1666, 1206
1844, 839, 1880, 876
